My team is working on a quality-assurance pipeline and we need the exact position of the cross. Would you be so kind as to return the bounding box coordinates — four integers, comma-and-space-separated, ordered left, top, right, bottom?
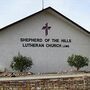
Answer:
42, 23, 51, 36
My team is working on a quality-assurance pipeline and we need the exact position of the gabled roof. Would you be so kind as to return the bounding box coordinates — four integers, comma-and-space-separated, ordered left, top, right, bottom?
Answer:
0, 7, 90, 34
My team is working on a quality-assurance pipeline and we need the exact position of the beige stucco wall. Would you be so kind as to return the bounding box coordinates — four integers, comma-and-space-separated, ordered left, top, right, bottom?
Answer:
0, 10, 90, 73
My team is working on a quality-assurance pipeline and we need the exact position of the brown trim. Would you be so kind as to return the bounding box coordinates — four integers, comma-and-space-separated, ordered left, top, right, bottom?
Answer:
0, 8, 46, 31
0, 7, 90, 34
49, 7, 90, 34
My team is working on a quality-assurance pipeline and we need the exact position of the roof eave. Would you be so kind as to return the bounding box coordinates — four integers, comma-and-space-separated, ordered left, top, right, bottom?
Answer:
0, 7, 90, 34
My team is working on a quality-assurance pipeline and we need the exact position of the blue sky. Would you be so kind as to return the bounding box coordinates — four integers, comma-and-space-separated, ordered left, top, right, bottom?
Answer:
0, 0, 90, 31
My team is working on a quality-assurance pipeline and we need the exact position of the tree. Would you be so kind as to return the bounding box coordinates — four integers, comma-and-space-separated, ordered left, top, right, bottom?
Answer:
10, 53, 33, 72
67, 54, 89, 71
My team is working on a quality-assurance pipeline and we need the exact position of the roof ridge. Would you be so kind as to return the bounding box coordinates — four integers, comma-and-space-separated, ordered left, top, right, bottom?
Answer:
0, 7, 90, 34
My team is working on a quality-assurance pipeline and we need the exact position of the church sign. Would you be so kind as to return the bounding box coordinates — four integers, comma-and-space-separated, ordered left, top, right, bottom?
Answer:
20, 23, 71, 48
20, 38, 71, 48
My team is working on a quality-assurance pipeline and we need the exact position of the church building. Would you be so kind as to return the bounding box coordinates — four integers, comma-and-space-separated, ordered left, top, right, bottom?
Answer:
0, 7, 90, 73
